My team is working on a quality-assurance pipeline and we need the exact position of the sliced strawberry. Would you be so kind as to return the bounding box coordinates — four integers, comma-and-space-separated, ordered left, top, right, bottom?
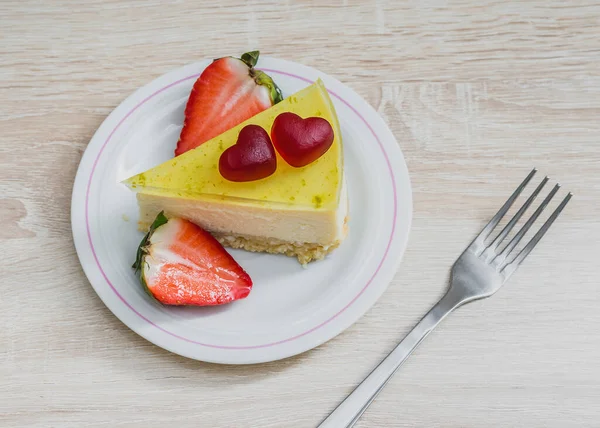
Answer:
175, 51, 283, 156
132, 212, 252, 306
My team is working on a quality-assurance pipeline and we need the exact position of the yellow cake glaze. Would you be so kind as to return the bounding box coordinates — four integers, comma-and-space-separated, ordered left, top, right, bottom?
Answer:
124, 79, 342, 210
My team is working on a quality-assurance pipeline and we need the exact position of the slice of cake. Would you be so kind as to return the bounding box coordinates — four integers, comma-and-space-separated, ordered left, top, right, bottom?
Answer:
124, 79, 347, 264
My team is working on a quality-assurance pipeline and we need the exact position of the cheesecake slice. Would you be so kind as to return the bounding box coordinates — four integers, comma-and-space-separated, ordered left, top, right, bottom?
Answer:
124, 79, 347, 264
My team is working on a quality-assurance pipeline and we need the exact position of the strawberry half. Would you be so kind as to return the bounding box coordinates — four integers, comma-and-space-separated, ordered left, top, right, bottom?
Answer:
132, 212, 253, 306
175, 51, 283, 156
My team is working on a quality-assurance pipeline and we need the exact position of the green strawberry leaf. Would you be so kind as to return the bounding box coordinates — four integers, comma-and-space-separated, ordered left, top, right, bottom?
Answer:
241, 50, 260, 68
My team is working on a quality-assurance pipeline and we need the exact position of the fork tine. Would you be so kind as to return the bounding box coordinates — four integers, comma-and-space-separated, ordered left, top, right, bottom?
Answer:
494, 183, 560, 265
502, 192, 572, 275
476, 168, 537, 243
486, 176, 549, 253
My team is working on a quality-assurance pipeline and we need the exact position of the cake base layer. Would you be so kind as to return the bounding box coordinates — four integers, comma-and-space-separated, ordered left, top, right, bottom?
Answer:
214, 233, 341, 265
138, 219, 341, 265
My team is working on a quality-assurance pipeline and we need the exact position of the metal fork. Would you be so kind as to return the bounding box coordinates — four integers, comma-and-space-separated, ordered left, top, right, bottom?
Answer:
318, 169, 572, 428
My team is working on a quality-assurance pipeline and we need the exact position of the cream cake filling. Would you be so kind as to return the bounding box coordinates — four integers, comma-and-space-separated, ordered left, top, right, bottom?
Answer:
136, 176, 348, 247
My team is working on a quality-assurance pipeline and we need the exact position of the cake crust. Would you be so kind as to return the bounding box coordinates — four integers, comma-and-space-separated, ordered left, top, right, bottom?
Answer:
215, 233, 340, 265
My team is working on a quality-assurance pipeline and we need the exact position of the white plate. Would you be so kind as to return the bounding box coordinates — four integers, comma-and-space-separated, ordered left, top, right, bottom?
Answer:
71, 56, 412, 364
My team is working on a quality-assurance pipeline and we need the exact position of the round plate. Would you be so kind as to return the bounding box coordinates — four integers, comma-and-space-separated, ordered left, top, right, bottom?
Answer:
71, 57, 412, 364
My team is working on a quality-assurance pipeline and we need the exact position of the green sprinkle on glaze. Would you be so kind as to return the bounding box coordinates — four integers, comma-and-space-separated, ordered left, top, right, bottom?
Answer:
218, 141, 224, 151
315, 110, 322, 116
137, 173, 146, 186
289, 196, 295, 201
301, 179, 306, 186
312, 195, 323, 208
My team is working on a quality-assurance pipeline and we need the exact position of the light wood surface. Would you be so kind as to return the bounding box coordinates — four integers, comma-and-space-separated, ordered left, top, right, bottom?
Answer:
2, 1, 600, 427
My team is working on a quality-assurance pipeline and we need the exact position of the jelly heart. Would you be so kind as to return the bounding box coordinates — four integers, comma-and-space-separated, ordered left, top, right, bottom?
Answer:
271, 112, 334, 167
219, 125, 277, 182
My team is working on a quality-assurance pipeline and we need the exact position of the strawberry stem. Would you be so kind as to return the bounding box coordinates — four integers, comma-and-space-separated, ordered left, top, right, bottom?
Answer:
132, 211, 169, 301
253, 70, 284, 104
241, 50, 283, 104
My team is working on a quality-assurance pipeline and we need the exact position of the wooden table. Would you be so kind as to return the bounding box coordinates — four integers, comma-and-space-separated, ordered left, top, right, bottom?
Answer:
2, 1, 599, 427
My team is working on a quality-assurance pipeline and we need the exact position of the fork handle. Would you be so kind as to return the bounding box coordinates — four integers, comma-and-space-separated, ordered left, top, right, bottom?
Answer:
318, 289, 466, 428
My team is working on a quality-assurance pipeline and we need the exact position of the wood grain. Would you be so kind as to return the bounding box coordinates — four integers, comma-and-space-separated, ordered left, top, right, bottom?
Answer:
1, 1, 600, 427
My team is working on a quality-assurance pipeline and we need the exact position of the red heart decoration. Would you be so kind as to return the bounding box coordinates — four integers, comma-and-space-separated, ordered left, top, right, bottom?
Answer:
219, 125, 277, 182
271, 112, 335, 168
